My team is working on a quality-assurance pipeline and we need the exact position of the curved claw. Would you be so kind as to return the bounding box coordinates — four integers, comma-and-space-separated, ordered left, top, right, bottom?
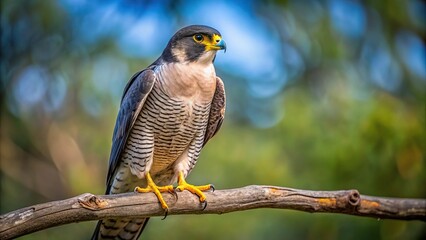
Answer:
161, 208, 168, 220
210, 184, 215, 192
170, 189, 178, 201
201, 200, 208, 210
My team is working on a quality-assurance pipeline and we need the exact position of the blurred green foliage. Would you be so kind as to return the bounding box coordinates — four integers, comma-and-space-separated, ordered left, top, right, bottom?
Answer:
1, 0, 425, 239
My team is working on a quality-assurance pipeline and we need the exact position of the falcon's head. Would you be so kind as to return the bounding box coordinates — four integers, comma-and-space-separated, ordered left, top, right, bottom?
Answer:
161, 25, 226, 64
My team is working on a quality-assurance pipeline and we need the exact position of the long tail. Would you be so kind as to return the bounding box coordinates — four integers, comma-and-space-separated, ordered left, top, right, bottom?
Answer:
91, 218, 150, 240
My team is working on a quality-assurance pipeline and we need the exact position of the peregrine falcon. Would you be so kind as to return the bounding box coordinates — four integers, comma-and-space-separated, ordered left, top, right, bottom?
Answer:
92, 25, 226, 240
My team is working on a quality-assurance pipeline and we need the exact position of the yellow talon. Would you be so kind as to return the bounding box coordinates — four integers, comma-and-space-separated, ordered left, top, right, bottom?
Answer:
134, 172, 174, 210
175, 171, 213, 203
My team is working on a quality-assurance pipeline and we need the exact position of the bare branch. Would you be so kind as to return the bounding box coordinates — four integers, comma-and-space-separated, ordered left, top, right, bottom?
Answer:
1, 185, 425, 239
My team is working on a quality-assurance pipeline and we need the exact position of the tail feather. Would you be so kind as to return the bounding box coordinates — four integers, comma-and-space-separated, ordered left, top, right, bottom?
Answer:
92, 165, 151, 239
91, 218, 150, 240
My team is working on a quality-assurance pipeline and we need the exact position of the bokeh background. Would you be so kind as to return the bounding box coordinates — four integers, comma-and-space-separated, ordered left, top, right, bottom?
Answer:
1, 0, 425, 239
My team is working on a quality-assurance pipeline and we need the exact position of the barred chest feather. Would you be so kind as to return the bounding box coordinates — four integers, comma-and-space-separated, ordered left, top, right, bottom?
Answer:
122, 61, 217, 180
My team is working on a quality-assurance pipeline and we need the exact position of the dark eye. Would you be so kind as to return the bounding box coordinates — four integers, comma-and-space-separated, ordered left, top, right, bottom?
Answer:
193, 34, 204, 42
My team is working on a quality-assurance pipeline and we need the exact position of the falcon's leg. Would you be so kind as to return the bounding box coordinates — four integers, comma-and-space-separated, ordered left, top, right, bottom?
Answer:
175, 171, 214, 207
135, 172, 174, 211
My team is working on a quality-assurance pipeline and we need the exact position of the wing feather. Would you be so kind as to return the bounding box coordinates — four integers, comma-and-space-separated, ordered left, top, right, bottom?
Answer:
105, 68, 156, 193
203, 77, 226, 146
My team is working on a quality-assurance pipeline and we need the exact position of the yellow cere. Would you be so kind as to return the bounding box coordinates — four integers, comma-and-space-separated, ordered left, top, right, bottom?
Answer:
193, 33, 223, 51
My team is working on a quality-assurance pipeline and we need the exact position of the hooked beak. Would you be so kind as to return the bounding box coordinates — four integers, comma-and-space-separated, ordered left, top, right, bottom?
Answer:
206, 34, 227, 52
215, 39, 227, 52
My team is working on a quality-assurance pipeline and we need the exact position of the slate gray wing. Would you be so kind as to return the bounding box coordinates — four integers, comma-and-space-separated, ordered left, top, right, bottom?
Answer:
203, 77, 226, 146
105, 69, 156, 193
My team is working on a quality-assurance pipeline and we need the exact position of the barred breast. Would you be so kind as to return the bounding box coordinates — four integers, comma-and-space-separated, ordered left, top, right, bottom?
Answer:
103, 82, 212, 240
121, 82, 211, 185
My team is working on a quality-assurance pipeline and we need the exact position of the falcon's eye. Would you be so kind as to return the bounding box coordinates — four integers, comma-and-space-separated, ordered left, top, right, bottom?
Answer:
193, 34, 204, 42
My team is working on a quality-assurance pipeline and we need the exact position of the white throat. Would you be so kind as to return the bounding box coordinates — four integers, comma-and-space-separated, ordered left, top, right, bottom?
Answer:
155, 61, 217, 102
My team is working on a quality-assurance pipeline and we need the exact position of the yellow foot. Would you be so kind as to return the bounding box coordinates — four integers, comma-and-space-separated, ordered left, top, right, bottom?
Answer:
134, 172, 174, 214
175, 172, 214, 209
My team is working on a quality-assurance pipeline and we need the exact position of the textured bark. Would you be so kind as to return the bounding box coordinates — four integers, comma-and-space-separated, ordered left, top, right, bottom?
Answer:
1, 185, 425, 239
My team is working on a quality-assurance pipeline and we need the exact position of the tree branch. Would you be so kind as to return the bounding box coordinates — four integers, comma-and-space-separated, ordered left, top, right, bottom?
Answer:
1, 185, 425, 239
